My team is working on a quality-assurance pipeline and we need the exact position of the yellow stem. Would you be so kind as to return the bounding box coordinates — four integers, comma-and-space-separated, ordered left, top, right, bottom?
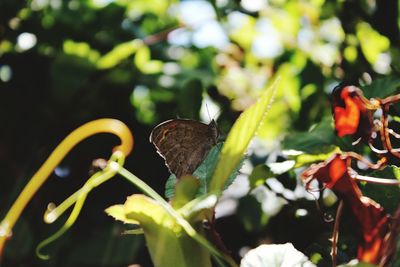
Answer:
0, 119, 134, 255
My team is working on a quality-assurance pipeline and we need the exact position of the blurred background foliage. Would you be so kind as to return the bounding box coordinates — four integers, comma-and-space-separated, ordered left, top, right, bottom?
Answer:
0, 0, 399, 266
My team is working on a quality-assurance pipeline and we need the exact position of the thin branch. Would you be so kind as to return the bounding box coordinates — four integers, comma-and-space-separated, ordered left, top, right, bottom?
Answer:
353, 174, 400, 185
331, 200, 344, 267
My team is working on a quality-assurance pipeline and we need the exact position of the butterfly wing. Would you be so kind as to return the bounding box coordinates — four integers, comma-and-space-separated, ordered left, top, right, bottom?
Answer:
150, 119, 218, 178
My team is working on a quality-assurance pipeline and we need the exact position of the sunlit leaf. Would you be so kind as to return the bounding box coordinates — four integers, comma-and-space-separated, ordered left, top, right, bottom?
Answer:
286, 148, 340, 168
63, 40, 100, 63
122, 195, 212, 267
210, 81, 277, 193
178, 194, 217, 221
124, 0, 175, 17
105, 204, 140, 225
134, 45, 163, 74
97, 39, 143, 69
344, 46, 358, 62
229, 13, 257, 50
356, 22, 390, 65
258, 64, 300, 140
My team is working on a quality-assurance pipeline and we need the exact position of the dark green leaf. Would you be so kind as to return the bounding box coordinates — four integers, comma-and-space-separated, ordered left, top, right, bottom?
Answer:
362, 76, 400, 99
283, 116, 337, 154
237, 195, 269, 232
361, 166, 400, 214
178, 79, 203, 120
248, 164, 274, 190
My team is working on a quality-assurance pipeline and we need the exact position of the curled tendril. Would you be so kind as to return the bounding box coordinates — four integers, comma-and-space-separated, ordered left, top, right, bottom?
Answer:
36, 151, 125, 260
0, 119, 134, 255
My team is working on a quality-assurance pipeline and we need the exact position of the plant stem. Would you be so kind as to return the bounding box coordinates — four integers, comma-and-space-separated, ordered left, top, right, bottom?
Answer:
331, 200, 344, 267
0, 119, 133, 256
354, 174, 400, 185
117, 167, 238, 267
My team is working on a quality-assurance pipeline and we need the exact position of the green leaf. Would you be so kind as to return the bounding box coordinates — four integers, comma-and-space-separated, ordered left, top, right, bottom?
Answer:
210, 80, 278, 193
362, 76, 400, 99
248, 160, 296, 190
282, 116, 337, 154
134, 45, 163, 74
97, 39, 143, 69
165, 143, 243, 199
196, 142, 243, 195
122, 194, 212, 267
248, 164, 274, 190
286, 148, 340, 168
105, 204, 140, 225
236, 195, 269, 232
361, 166, 400, 214
240, 243, 315, 267
63, 39, 100, 63
178, 194, 217, 221
178, 79, 203, 120
171, 176, 201, 210
356, 22, 390, 65
122, 228, 144, 235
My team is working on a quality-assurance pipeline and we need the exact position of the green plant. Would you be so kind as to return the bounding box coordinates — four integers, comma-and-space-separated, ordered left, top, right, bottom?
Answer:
0, 80, 280, 267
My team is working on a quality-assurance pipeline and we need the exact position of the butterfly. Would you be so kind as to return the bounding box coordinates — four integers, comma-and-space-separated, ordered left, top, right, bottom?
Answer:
150, 119, 219, 178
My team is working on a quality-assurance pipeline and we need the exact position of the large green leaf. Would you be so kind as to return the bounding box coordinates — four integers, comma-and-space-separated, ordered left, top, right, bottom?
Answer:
210, 80, 277, 193
117, 194, 212, 267
282, 116, 338, 154
362, 76, 400, 99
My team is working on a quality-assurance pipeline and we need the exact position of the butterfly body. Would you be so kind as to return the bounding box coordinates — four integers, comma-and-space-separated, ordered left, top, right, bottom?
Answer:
150, 119, 218, 178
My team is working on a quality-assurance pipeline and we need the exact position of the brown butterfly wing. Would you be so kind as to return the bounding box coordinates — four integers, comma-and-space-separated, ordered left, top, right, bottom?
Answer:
150, 119, 218, 178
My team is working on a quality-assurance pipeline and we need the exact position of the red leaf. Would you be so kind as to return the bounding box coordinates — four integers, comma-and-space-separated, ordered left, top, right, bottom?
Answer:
302, 154, 389, 264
